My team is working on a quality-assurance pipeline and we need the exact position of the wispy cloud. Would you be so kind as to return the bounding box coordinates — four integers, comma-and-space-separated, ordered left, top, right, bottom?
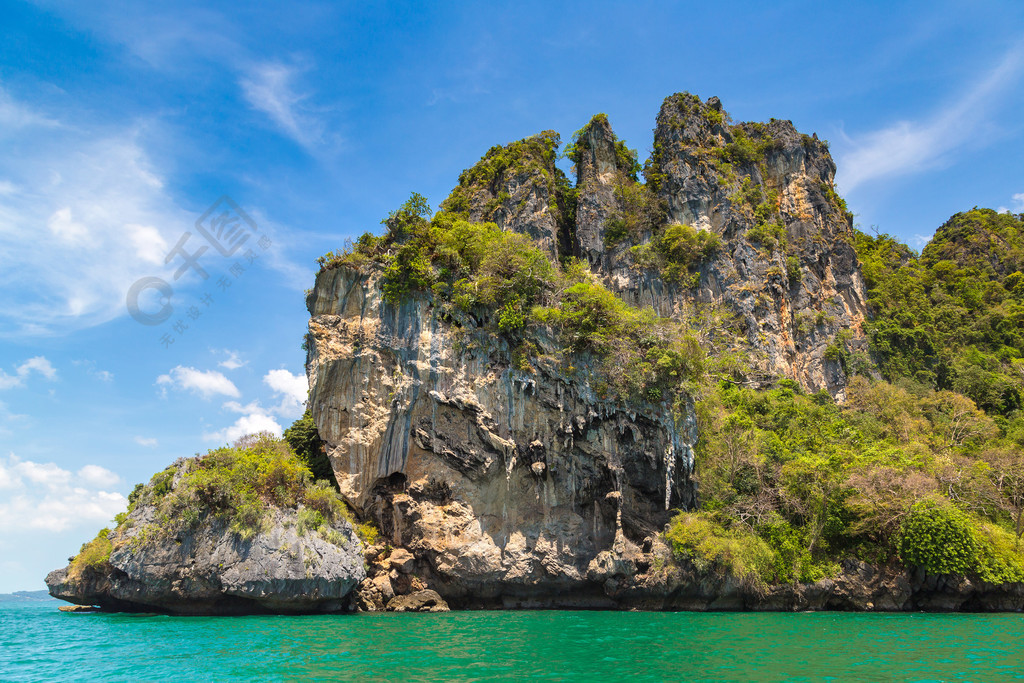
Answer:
426, 40, 498, 106
72, 360, 113, 382
240, 60, 327, 150
0, 87, 193, 336
216, 349, 246, 370
0, 357, 57, 390
156, 365, 240, 399
838, 43, 1024, 192
134, 436, 158, 448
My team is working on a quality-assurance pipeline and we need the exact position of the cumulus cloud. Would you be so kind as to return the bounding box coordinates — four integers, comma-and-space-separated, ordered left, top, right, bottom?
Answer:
838, 43, 1024, 192
0, 356, 58, 390
264, 368, 307, 418
203, 401, 283, 444
157, 365, 240, 399
77, 464, 122, 489
0, 454, 127, 533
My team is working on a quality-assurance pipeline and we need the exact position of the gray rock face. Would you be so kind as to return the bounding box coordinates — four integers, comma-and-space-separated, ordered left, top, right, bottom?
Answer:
306, 266, 697, 607
574, 115, 624, 271
567, 94, 870, 398
46, 505, 365, 615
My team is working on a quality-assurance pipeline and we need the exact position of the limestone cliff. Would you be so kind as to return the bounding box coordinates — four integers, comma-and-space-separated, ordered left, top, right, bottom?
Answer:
305, 93, 872, 607
307, 266, 697, 607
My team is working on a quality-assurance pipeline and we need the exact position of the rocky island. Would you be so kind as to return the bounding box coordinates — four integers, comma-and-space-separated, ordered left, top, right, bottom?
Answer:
49, 93, 1024, 613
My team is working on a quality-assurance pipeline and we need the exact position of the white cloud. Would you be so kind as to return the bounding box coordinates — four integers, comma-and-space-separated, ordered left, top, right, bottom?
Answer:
0, 454, 126, 533
78, 465, 121, 489
0, 88, 60, 129
72, 359, 113, 382
0, 356, 58, 390
0, 86, 194, 337
128, 223, 170, 265
264, 368, 307, 418
156, 365, 240, 399
1012, 193, 1024, 212
240, 60, 325, 150
202, 372, 304, 442
217, 349, 246, 370
134, 436, 158, 448
203, 411, 283, 444
47, 206, 90, 245
838, 44, 1024, 192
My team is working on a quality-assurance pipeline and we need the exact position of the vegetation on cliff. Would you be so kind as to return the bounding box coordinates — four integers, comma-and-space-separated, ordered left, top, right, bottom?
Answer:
682, 209, 1024, 589
68, 97, 1024, 606
66, 431, 371, 583
319, 194, 732, 406
856, 209, 1024, 416
317, 119, 1024, 594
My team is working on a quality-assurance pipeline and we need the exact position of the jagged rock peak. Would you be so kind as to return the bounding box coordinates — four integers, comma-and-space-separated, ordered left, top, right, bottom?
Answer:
575, 92, 869, 397
566, 113, 640, 187
439, 130, 575, 261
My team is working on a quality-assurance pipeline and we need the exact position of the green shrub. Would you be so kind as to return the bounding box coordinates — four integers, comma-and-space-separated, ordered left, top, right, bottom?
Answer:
302, 480, 351, 525
602, 181, 662, 246
747, 221, 786, 252
714, 125, 780, 168
68, 528, 113, 580
898, 499, 978, 574
134, 434, 320, 542
283, 411, 334, 484
786, 256, 802, 283
356, 521, 381, 546
973, 521, 1024, 583
297, 507, 326, 535
665, 512, 776, 589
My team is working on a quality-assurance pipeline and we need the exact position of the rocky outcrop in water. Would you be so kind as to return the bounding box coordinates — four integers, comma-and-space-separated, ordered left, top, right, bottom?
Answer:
46, 506, 365, 615
46, 449, 366, 615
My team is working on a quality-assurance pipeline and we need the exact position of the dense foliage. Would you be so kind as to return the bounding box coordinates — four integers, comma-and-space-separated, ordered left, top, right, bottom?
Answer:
856, 210, 1024, 416
283, 410, 334, 484
679, 211, 1024, 586
684, 371, 1024, 586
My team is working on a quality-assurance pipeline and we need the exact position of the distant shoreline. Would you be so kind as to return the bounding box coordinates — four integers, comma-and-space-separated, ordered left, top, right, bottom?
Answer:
0, 590, 56, 603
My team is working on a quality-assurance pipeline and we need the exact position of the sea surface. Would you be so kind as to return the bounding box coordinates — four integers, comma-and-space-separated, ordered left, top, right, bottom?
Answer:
3, 600, 1023, 681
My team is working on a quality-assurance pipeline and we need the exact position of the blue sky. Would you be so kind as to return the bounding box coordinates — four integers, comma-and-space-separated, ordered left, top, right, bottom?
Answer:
1, 0, 1023, 591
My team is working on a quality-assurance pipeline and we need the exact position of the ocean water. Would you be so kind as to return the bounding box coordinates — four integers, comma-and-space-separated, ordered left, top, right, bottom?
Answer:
3, 601, 1023, 681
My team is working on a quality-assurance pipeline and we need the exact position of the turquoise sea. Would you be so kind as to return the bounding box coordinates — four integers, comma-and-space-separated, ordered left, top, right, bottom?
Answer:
3, 600, 1023, 681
